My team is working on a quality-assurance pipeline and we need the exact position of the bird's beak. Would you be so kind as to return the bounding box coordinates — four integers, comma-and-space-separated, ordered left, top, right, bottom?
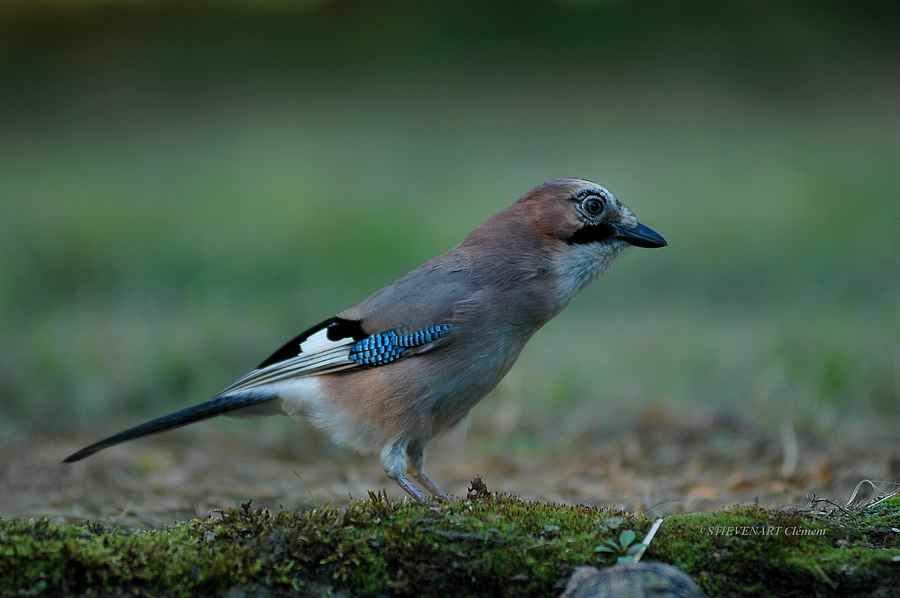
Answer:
614, 222, 668, 248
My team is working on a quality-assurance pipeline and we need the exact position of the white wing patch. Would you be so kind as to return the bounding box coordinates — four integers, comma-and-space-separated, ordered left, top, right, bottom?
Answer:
299, 328, 348, 354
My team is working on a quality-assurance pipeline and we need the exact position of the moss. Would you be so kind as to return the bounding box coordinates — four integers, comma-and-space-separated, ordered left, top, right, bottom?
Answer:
647, 505, 900, 596
1, 492, 899, 597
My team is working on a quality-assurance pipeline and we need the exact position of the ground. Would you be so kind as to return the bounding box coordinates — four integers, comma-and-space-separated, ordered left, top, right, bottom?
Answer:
2, 481, 899, 597
3, 404, 897, 526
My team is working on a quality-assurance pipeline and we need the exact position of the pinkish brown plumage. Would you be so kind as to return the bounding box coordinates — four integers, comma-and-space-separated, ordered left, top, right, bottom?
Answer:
64, 179, 667, 501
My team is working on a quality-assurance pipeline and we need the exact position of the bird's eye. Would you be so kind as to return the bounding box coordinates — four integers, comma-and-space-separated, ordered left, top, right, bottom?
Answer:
582, 196, 605, 217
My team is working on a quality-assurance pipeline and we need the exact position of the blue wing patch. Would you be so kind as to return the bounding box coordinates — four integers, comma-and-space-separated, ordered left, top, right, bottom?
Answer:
349, 324, 452, 367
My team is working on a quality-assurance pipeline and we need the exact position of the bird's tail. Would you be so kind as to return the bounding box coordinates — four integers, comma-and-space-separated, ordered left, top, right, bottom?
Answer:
62, 391, 277, 463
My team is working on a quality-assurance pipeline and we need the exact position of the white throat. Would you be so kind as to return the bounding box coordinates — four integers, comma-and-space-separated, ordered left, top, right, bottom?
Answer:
552, 241, 627, 307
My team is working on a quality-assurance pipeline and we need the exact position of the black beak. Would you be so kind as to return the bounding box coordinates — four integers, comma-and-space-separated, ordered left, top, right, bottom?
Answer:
614, 222, 668, 248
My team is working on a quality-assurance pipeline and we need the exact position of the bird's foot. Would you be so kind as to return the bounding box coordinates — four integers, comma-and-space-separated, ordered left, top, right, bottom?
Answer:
413, 471, 448, 501
394, 474, 430, 503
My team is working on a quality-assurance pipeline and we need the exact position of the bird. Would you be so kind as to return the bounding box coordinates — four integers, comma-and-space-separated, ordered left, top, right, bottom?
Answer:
63, 178, 667, 502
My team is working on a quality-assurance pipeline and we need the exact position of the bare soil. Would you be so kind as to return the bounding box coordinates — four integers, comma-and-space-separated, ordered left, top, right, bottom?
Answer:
3, 409, 894, 528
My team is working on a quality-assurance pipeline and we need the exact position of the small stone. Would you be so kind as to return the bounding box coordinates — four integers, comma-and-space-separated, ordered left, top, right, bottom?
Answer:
561, 563, 706, 598
467, 476, 491, 500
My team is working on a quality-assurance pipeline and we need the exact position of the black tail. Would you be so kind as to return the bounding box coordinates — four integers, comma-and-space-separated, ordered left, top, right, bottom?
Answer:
62, 392, 276, 463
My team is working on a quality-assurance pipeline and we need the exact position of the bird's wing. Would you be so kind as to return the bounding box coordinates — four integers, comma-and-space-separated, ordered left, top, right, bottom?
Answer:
339, 258, 474, 332
221, 317, 365, 393
222, 263, 474, 395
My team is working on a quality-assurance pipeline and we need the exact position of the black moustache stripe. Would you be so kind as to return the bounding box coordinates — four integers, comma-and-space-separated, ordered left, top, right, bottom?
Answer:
566, 223, 616, 245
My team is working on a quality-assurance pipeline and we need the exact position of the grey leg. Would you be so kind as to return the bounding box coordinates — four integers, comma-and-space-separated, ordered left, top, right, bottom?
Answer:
380, 439, 429, 503
407, 440, 447, 499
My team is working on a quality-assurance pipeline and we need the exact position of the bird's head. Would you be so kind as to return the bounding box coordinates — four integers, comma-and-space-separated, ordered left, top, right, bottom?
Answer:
525, 178, 667, 249
517, 178, 667, 305
460, 178, 667, 310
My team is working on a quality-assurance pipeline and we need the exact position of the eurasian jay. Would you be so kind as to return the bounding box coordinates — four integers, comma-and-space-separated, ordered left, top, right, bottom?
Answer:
64, 178, 667, 501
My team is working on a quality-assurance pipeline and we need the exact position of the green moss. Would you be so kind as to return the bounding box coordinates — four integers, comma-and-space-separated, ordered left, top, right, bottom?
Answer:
647, 505, 900, 596
2, 492, 899, 597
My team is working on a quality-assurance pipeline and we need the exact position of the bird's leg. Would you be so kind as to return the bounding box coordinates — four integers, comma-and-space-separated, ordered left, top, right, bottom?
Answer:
406, 440, 447, 499
380, 439, 428, 503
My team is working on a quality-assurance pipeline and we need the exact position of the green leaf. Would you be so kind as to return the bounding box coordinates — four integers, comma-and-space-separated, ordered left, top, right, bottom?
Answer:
604, 516, 624, 530
594, 545, 616, 553
619, 530, 636, 548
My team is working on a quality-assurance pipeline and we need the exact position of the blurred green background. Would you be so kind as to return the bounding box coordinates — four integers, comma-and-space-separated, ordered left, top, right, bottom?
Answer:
1, 1, 898, 453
